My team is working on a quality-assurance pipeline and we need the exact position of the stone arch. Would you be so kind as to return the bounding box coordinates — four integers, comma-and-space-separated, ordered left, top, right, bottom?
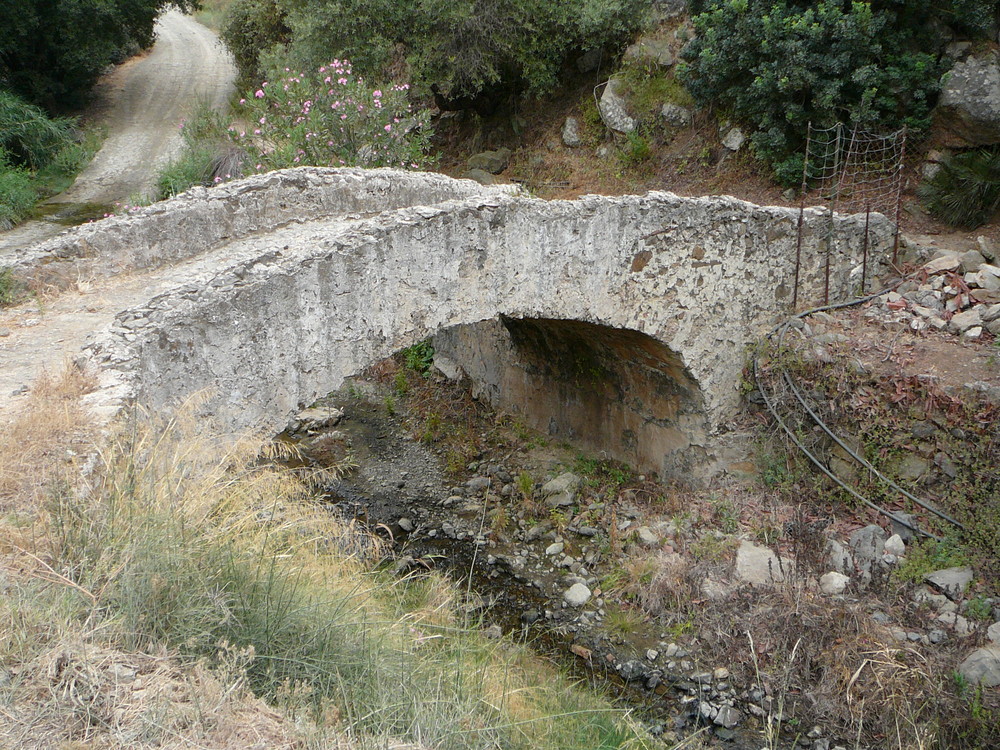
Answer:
432, 316, 710, 480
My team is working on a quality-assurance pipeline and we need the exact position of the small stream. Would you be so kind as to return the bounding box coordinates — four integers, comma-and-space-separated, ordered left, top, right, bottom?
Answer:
281, 381, 784, 749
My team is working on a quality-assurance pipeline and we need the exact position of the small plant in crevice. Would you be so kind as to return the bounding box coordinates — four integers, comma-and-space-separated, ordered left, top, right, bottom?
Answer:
0, 266, 26, 306
402, 339, 434, 373
919, 146, 1000, 229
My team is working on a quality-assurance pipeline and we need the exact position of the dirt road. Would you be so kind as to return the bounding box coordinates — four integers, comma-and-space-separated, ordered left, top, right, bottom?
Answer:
0, 11, 235, 255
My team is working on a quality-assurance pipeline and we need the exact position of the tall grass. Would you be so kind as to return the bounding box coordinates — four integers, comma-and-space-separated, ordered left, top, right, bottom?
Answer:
919, 146, 1000, 229
1, 398, 657, 749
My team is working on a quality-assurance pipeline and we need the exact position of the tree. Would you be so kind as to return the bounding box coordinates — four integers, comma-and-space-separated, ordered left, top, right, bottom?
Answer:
223, 0, 651, 103
0, 0, 199, 111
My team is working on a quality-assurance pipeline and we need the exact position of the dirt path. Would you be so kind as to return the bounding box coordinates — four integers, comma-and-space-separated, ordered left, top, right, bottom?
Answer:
0, 11, 235, 257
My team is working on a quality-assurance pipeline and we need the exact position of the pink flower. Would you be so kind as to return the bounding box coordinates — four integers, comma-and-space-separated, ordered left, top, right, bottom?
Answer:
384, 124, 392, 132
255, 89, 265, 98
338, 77, 348, 85
373, 90, 382, 98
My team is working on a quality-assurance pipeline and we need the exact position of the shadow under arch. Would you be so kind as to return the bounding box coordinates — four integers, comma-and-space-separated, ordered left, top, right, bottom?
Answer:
432, 316, 711, 481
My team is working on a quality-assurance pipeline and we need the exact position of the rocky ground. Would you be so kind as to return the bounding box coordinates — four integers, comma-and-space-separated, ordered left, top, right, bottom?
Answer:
284, 263, 1000, 749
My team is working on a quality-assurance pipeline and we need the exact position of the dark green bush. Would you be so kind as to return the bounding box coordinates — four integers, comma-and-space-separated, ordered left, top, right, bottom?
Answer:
224, 0, 651, 100
919, 147, 1000, 229
679, 0, 997, 183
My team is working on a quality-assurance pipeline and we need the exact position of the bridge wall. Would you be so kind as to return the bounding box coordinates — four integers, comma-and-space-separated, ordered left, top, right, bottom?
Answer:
85, 173, 893, 478
10, 167, 502, 290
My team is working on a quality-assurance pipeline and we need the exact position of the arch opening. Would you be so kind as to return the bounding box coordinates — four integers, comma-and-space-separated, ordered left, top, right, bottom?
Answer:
431, 317, 710, 482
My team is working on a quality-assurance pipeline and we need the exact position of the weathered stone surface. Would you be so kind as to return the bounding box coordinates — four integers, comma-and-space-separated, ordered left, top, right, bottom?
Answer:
819, 571, 850, 595
562, 117, 583, 148
938, 51, 1000, 146
883, 533, 906, 557
735, 540, 791, 585
661, 103, 693, 128
987, 621, 1000, 645
958, 646, 1000, 687
8, 167, 504, 292
71, 169, 893, 444
850, 525, 886, 575
541, 473, 581, 497
949, 307, 982, 333
599, 78, 637, 133
463, 168, 496, 186
827, 539, 854, 574
925, 567, 974, 599
722, 127, 746, 152
467, 149, 512, 175
624, 38, 674, 68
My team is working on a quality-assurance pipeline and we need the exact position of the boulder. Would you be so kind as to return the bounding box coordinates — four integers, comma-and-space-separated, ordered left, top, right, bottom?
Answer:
819, 571, 850, 595
564, 583, 592, 607
925, 566, 974, 599
467, 148, 512, 175
661, 102, 693, 128
722, 127, 746, 151
735, 539, 792, 585
623, 38, 674, 69
937, 51, 1000, 146
562, 117, 582, 148
598, 78, 637, 133
958, 645, 1000, 687
463, 168, 496, 185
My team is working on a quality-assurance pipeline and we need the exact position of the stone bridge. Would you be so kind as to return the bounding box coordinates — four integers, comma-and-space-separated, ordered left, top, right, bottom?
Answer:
7, 168, 893, 481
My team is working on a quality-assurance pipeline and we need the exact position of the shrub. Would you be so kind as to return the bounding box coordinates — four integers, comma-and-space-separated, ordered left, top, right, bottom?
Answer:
918, 147, 1000, 229
225, 0, 652, 102
232, 61, 434, 172
679, 0, 996, 182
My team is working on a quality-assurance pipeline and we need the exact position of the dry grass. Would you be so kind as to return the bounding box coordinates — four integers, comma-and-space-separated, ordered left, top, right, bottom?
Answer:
0, 387, 658, 750
0, 362, 99, 514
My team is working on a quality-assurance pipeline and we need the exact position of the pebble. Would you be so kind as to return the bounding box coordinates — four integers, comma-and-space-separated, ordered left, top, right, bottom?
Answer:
545, 541, 564, 556
398, 517, 414, 532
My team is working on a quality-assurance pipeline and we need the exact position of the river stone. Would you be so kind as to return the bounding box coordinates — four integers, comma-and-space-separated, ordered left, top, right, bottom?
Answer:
819, 571, 850, 595
564, 582, 592, 607
937, 51, 1000, 146
925, 566, 974, 599
562, 117, 582, 147
958, 645, 1000, 687
735, 539, 790, 585
545, 541, 565, 556
598, 78, 637, 133
398, 517, 414, 532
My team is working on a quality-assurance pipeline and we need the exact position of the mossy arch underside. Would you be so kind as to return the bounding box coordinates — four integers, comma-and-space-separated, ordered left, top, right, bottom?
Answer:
83, 169, 891, 479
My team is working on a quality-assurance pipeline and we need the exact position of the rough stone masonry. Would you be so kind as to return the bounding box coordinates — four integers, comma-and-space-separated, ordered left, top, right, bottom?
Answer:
51, 168, 893, 481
